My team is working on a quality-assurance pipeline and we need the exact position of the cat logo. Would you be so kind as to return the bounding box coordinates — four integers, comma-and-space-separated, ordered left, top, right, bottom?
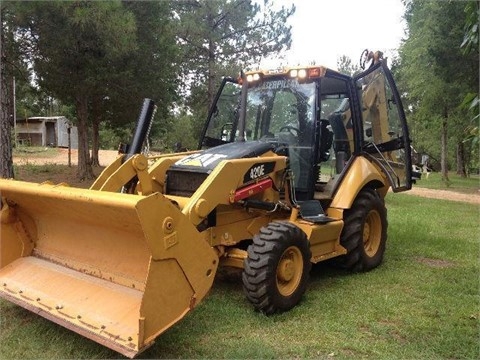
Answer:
175, 153, 228, 168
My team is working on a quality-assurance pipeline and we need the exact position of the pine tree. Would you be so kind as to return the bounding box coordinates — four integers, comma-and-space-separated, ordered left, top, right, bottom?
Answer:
0, 4, 14, 178
175, 0, 295, 121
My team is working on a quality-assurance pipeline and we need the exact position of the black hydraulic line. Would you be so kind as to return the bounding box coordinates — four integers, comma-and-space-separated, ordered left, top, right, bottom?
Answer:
236, 72, 248, 142
122, 98, 156, 193
126, 98, 156, 161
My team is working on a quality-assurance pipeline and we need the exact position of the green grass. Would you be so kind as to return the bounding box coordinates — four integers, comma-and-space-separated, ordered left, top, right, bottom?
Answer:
415, 171, 479, 194
14, 162, 61, 175
13, 146, 60, 158
0, 194, 479, 359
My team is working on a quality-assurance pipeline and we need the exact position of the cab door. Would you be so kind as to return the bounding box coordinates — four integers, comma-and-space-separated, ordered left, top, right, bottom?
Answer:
355, 61, 413, 191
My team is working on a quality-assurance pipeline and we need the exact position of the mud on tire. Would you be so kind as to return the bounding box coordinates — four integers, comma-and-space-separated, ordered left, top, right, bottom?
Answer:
242, 221, 312, 314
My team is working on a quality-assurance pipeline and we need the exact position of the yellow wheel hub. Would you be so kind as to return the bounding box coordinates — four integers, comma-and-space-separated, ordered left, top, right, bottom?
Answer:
276, 246, 303, 296
363, 209, 382, 257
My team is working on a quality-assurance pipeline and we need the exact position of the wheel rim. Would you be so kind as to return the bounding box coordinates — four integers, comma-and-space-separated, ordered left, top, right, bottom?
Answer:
363, 209, 382, 257
276, 246, 303, 297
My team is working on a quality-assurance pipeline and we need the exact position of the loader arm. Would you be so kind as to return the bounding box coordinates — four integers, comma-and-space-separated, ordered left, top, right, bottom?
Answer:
176, 154, 288, 226
90, 154, 153, 194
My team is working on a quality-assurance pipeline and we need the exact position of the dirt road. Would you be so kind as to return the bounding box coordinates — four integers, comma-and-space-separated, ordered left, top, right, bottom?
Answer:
13, 148, 119, 167
406, 186, 479, 205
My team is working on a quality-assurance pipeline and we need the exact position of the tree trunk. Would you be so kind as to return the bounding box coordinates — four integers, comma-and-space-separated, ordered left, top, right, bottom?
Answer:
90, 96, 101, 167
91, 118, 100, 166
440, 108, 450, 184
75, 96, 95, 180
207, 6, 216, 112
0, 76, 14, 179
456, 141, 467, 177
0, 8, 14, 179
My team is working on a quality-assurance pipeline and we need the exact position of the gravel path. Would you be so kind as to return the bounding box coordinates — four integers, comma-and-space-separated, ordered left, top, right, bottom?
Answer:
406, 186, 480, 205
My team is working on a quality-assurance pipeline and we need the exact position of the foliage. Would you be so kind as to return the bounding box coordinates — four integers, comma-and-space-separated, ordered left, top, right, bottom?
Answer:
98, 111, 199, 153
97, 123, 132, 151
461, 1, 479, 54
336, 54, 361, 76
12, 1, 139, 179
4, 1, 294, 177
103, 1, 180, 128
174, 0, 295, 137
14, 81, 75, 120
460, 1, 480, 153
14, 2, 137, 101
9, 1, 180, 179
156, 112, 199, 152
398, 0, 479, 179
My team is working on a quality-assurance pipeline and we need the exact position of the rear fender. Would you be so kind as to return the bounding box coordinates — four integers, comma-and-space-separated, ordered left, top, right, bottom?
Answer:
330, 156, 388, 210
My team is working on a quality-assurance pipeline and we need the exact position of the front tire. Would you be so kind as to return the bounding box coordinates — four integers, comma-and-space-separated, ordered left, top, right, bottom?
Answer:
336, 188, 388, 272
242, 222, 311, 314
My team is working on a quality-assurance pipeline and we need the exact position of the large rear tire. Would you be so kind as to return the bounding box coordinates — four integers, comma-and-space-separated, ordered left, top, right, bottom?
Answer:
242, 222, 312, 314
336, 188, 387, 272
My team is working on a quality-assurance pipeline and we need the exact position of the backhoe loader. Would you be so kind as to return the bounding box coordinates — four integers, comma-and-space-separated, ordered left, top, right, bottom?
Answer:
0, 52, 414, 358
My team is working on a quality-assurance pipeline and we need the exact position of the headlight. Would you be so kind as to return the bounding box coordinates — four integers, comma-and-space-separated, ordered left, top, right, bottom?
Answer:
247, 73, 261, 82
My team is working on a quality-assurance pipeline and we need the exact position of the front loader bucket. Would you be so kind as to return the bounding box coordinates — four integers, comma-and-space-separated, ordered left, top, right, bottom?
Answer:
0, 180, 218, 358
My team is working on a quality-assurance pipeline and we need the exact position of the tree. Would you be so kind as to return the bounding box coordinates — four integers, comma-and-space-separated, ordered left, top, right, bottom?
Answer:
174, 0, 295, 125
398, 0, 478, 182
87, 1, 179, 165
98, 1, 180, 155
14, 1, 137, 180
460, 1, 479, 174
336, 54, 361, 76
0, 3, 15, 178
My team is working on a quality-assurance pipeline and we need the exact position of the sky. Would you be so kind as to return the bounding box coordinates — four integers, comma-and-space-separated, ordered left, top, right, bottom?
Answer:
261, 0, 407, 70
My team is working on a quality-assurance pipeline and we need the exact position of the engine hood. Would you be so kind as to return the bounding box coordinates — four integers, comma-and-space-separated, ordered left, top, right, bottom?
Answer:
171, 141, 274, 173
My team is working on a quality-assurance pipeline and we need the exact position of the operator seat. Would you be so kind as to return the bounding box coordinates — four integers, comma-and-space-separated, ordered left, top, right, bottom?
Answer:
318, 119, 333, 162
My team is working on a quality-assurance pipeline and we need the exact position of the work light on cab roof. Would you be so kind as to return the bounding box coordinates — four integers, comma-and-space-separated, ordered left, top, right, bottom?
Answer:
245, 65, 327, 84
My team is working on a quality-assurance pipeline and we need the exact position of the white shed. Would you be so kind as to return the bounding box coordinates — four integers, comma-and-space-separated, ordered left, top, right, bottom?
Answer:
16, 116, 78, 149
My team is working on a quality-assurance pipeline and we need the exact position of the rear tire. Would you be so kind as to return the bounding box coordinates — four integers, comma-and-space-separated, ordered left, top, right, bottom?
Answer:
336, 188, 387, 272
242, 221, 311, 314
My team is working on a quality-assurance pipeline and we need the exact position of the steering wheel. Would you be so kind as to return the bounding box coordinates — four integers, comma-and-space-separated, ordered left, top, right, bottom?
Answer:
279, 125, 300, 136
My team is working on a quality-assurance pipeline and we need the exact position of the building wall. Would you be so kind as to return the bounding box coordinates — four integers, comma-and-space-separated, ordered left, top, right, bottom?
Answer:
16, 120, 45, 146
15, 117, 78, 149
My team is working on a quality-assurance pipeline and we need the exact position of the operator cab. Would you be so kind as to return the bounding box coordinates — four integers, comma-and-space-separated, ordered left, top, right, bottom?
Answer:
200, 68, 355, 202
200, 62, 412, 202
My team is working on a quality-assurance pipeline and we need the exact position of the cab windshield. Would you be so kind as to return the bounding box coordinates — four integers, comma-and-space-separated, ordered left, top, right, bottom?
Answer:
202, 77, 317, 193
203, 78, 316, 147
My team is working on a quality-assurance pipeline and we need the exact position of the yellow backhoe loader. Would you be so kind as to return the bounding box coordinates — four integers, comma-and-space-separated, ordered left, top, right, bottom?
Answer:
0, 51, 415, 357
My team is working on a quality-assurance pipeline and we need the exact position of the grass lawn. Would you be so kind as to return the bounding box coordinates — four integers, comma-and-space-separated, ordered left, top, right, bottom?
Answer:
13, 146, 60, 158
3, 158, 480, 358
415, 171, 479, 195
0, 190, 478, 359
